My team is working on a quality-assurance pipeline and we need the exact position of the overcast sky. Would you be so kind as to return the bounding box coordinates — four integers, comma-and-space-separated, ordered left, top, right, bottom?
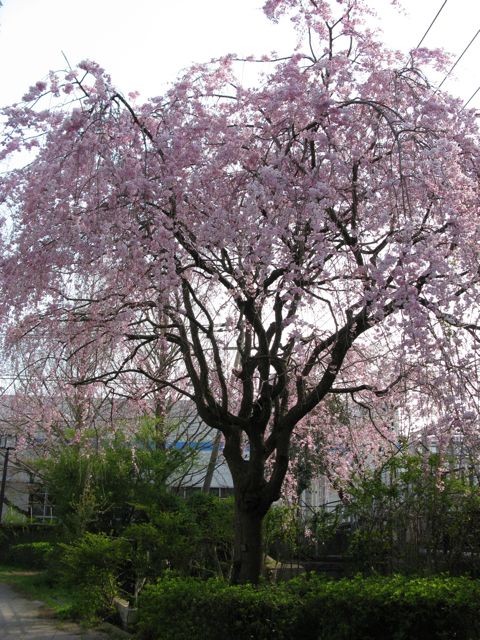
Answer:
0, 0, 479, 107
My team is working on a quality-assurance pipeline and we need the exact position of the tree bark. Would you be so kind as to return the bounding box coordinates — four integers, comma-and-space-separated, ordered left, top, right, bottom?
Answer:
231, 499, 264, 585
222, 425, 289, 585
202, 430, 222, 493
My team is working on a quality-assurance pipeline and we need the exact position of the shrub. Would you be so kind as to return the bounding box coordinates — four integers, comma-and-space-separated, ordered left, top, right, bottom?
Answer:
37, 425, 199, 538
9, 541, 56, 569
137, 576, 300, 640
57, 532, 130, 621
341, 452, 480, 575
264, 503, 303, 561
0, 524, 60, 564
286, 573, 480, 640
185, 493, 234, 577
137, 574, 480, 640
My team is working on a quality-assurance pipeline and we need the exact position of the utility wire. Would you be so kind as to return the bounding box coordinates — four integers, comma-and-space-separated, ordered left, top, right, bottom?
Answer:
463, 83, 480, 109
410, 1, 479, 107
414, 0, 449, 49
437, 28, 480, 91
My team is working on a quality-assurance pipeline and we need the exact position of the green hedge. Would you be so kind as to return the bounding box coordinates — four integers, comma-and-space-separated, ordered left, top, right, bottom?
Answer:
287, 573, 480, 640
0, 524, 60, 563
9, 542, 56, 569
137, 574, 480, 640
138, 576, 298, 640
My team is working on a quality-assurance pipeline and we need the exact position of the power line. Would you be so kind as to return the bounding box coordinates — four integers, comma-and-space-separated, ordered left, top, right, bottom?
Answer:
463, 83, 480, 109
415, 0, 449, 49
437, 28, 480, 91
413, 2, 480, 102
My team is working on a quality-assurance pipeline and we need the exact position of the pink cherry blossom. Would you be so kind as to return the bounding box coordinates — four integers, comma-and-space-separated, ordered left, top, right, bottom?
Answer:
1, 0, 480, 584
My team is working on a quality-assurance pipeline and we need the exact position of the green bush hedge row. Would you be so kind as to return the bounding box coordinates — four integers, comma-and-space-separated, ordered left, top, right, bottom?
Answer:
9, 542, 56, 569
0, 524, 60, 563
137, 573, 480, 640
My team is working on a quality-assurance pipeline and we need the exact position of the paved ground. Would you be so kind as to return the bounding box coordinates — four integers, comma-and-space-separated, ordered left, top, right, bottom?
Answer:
0, 582, 111, 639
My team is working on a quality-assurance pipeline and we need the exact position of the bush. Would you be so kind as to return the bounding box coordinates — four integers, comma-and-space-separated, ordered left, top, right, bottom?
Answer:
185, 493, 234, 577
37, 425, 198, 538
137, 574, 480, 640
0, 524, 60, 564
341, 452, 480, 575
264, 504, 303, 561
9, 542, 56, 569
56, 532, 130, 621
137, 576, 300, 640
287, 573, 480, 640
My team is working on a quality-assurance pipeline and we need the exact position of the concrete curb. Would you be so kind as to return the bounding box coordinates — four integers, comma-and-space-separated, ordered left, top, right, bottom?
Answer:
97, 621, 133, 639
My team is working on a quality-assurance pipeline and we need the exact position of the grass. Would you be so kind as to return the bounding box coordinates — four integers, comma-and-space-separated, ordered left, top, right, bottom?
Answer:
0, 564, 76, 618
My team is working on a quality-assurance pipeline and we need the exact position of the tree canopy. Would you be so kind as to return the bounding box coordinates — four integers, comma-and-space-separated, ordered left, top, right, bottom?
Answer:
1, 0, 480, 582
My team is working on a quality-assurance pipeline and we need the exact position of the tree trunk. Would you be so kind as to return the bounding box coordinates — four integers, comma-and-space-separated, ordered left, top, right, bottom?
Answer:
202, 430, 222, 493
231, 499, 265, 585
222, 424, 288, 585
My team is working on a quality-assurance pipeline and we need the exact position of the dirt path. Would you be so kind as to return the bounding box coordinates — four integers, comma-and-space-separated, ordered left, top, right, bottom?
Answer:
0, 582, 111, 639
